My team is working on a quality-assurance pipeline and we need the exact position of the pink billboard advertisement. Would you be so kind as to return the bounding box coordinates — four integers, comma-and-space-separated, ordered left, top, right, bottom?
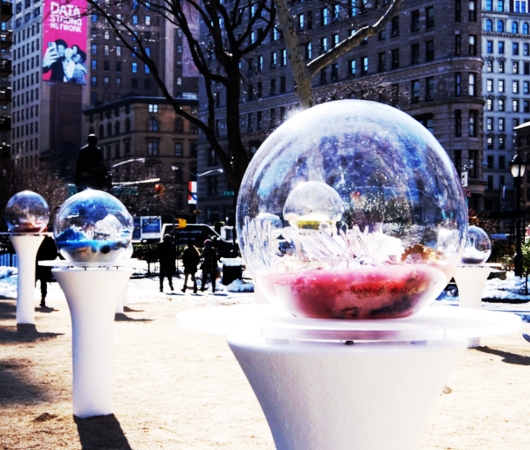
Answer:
42, 0, 88, 84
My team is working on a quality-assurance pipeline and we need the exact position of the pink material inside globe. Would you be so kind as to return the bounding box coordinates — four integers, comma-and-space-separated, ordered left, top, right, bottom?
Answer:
257, 264, 448, 320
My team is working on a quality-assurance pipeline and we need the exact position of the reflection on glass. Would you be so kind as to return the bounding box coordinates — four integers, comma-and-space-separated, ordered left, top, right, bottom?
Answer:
5, 190, 50, 233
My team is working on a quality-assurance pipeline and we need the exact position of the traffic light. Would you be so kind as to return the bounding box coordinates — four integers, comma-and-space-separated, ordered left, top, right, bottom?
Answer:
154, 184, 165, 196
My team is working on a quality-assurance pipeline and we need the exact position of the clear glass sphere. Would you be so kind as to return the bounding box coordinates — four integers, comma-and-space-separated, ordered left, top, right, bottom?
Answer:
461, 226, 491, 264
5, 190, 50, 233
237, 100, 468, 320
54, 189, 134, 263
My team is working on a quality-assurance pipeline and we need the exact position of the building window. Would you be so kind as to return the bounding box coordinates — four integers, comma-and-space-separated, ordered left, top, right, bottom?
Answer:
468, 110, 478, 137
524, 81, 530, 94
498, 79, 505, 92
378, 52, 386, 71
497, 20, 505, 33
321, 7, 330, 26
103, 76, 109, 87
411, 79, 420, 103
468, 73, 476, 96
468, 35, 476, 55
174, 142, 183, 156
349, 59, 356, 77
455, 34, 461, 55
148, 117, 159, 131
498, 41, 505, 54
148, 104, 158, 113
411, 10, 420, 31
513, 61, 519, 74
512, 21, 519, 34
485, 19, 493, 32
455, 0, 461, 21
513, 80, 519, 93
498, 99, 505, 111
455, 73, 461, 96
361, 57, 368, 75
499, 60, 505, 73
91, 44, 97, 55
91, 60, 97, 70
486, 117, 493, 131
426, 40, 434, 60
426, 6, 434, 28
426, 77, 435, 100
486, 79, 493, 92
486, 40, 493, 54
513, 99, 520, 112
391, 49, 399, 69
391, 16, 399, 36
91, 76, 97, 87
207, 176, 219, 196
305, 42, 312, 59
513, 42, 520, 55
499, 117, 505, 131
331, 63, 338, 81
280, 76, 286, 93
131, 62, 138, 73
147, 141, 159, 156
468, 0, 476, 21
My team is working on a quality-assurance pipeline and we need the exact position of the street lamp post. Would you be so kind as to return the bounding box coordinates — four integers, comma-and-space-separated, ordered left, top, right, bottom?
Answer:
510, 153, 526, 277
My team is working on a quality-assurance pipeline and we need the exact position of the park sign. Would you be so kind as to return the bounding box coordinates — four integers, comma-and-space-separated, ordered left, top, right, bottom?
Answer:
132, 216, 162, 242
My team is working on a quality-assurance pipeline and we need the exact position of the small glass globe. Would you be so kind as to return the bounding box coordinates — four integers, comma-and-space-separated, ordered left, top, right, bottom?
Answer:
54, 189, 134, 263
461, 226, 491, 264
5, 190, 50, 233
237, 100, 468, 320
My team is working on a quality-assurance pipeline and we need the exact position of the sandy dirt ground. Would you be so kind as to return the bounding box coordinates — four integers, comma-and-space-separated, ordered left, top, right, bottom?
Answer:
1, 276, 530, 450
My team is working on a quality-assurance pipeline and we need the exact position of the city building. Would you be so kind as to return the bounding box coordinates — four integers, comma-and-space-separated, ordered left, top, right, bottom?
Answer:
197, 0, 486, 223
482, 0, 530, 211
83, 96, 199, 221
0, 0, 12, 176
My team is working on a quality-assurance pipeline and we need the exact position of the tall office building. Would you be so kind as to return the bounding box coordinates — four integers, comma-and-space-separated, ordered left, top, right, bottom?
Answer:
197, 0, 485, 223
0, 0, 12, 178
482, 0, 530, 211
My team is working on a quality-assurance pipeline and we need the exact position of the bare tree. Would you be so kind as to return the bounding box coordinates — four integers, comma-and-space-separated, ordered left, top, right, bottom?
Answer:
274, 0, 403, 108
86, 0, 276, 195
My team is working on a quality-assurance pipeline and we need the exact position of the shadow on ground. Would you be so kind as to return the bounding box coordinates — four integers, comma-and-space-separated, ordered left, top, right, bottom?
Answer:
75, 414, 132, 450
475, 345, 530, 366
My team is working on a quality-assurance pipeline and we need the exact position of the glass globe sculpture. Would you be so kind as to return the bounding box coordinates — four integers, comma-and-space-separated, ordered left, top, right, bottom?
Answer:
461, 226, 491, 264
54, 189, 134, 263
237, 100, 468, 320
5, 190, 50, 233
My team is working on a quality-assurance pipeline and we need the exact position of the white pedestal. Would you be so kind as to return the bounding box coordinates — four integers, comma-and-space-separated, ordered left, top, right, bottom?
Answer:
453, 265, 493, 347
9, 234, 45, 325
453, 265, 493, 309
51, 264, 132, 418
177, 304, 520, 450
230, 336, 465, 450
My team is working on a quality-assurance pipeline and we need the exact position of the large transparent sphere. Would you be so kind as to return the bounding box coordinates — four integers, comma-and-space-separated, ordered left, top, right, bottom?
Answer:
237, 100, 468, 320
5, 190, 50, 233
54, 189, 134, 263
461, 226, 491, 264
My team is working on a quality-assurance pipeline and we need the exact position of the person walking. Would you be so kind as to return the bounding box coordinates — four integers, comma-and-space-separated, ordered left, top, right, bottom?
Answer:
35, 233, 58, 307
200, 239, 218, 293
157, 234, 176, 292
181, 240, 200, 294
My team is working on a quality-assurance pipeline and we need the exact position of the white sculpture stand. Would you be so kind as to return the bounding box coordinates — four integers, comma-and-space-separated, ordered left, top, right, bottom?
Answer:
41, 261, 133, 418
453, 264, 496, 347
8, 234, 45, 325
177, 304, 520, 450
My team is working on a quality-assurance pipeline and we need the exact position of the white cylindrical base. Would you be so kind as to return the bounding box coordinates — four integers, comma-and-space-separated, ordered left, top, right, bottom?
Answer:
453, 266, 492, 309
9, 234, 45, 325
229, 336, 467, 450
53, 267, 132, 418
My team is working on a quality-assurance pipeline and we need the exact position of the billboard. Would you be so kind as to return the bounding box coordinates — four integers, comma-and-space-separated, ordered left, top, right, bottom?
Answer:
42, 0, 88, 84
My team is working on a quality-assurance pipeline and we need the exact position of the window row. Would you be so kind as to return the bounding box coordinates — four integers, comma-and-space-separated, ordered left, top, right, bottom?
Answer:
13, 38, 39, 60
13, 71, 39, 92
485, 59, 530, 74
13, 88, 38, 107
485, 135, 507, 150
485, 97, 530, 112
12, 22, 39, 44
484, 18, 530, 34
485, 40, 530, 55
13, 55, 39, 76
95, 118, 198, 138
12, 104, 38, 124
245, 77, 288, 102
484, 0, 528, 13
12, 120, 38, 138
12, 138, 38, 155
485, 79, 530, 94
91, 14, 152, 26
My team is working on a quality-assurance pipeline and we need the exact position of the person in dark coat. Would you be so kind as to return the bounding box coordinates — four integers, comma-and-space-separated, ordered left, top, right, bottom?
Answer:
181, 240, 200, 294
35, 234, 58, 307
75, 134, 112, 192
158, 234, 176, 292
200, 239, 218, 293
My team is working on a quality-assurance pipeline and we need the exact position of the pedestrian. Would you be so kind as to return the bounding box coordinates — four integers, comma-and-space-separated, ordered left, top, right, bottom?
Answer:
35, 233, 58, 307
181, 240, 200, 294
157, 234, 176, 292
75, 134, 112, 192
200, 239, 219, 293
